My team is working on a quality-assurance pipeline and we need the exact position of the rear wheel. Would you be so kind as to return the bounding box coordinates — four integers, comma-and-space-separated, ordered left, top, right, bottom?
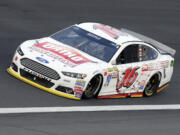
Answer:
143, 74, 160, 97
83, 75, 103, 99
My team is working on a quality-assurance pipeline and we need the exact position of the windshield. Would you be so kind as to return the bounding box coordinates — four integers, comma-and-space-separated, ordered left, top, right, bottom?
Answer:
51, 26, 119, 62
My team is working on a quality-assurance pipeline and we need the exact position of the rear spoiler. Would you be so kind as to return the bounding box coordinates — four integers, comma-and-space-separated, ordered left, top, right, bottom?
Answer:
121, 28, 176, 56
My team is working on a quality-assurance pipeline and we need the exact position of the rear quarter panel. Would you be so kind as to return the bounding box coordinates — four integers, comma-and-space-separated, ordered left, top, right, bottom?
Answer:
158, 54, 174, 87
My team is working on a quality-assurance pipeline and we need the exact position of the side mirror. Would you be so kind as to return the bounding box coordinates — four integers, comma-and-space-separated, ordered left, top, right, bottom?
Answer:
111, 59, 116, 65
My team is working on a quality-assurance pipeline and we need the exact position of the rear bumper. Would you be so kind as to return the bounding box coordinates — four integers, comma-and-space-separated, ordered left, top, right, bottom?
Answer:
7, 67, 80, 100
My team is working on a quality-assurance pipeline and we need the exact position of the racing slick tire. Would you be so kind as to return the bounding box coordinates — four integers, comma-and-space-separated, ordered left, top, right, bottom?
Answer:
143, 74, 160, 97
83, 74, 103, 99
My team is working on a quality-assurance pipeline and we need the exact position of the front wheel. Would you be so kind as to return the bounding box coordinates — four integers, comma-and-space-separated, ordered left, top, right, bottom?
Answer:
143, 74, 160, 97
83, 75, 103, 99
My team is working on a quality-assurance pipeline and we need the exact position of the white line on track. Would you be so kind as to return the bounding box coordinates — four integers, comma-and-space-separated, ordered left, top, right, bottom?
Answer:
0, 104, 180, 114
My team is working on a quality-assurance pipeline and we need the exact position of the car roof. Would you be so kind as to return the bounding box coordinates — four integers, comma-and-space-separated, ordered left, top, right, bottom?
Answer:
77, 22, 141, 45
77, 22, 176, 56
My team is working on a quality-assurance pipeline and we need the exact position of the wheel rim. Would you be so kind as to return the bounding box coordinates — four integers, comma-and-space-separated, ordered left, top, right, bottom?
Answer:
84, 75, 102, 98
144, 76, 158, 96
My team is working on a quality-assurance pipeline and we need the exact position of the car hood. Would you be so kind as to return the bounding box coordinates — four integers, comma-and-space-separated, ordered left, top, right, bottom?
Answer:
20, 37, 107, 74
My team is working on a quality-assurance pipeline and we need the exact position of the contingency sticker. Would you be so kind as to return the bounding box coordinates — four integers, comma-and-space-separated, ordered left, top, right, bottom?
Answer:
74, 80, 86, 98
142, 60, 169, 72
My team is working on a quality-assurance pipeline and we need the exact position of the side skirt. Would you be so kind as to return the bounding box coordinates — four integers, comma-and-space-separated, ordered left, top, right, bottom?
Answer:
98, 92, 143, 99
157, 83, 169, 93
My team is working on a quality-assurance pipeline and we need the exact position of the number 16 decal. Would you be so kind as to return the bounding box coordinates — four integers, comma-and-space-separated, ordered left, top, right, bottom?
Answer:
116, 67, 139, 89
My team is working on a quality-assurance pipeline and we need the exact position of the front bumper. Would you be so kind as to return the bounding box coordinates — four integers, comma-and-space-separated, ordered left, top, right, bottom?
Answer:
7, 67, 80, 100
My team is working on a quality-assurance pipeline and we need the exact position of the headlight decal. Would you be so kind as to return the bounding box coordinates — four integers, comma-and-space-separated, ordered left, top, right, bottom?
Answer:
17, 47, 24, 56
62, 71, 87, 79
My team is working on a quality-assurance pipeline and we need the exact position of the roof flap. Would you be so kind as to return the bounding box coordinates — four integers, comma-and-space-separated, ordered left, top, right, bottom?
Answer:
121, 28, 176, 56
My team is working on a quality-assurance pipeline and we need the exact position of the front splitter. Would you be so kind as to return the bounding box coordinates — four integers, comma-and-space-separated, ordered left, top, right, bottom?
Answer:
7, 67, 80, 100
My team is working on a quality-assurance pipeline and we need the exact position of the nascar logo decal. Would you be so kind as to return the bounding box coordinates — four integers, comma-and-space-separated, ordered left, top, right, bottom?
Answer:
34, 42, 91, 66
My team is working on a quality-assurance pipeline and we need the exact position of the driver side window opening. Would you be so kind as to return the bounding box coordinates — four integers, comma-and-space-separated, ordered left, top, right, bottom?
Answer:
116, 44, 139, 64
116, 44, 158, 64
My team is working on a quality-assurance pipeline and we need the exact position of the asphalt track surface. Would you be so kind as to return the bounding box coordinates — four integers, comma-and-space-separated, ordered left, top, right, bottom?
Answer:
0, 0, 180, 134
0, 111, 180, 135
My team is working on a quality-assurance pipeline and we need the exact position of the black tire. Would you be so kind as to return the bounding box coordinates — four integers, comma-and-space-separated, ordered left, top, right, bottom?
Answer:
143, 74, 160, 97
83, 75, 103, 99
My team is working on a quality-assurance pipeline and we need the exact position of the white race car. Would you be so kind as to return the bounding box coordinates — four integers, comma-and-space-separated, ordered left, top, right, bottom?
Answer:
8, 22, 176, 100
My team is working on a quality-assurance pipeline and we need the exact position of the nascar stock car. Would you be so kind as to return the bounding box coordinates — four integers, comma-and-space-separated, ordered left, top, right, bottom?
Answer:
8, 22, 176, 100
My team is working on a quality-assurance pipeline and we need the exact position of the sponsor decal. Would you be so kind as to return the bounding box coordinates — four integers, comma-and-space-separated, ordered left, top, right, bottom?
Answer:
139, 80, 146, 90
74, 93, 83, 98
74, 86, 83, 98
30, 46, 76, 67
74, 89, 83, 93
142, 61, 169, 72
87, 33, 101, 40
36, 57, 49, 64
143, 63, 159, 71
142, 64, 148, 72
104, 74, 112, 87
104, 67, 119, 87
23, 67, 51, 81
170, 60, 174, 67
33, 42, 91, 67
104, 71, 107, 76
107, 68, 114, 72
15, 56, 18, 61
160, 60, 169, 68
74, 86, 83, 91
74, 90, 83, 98
110, 72, 118, 78
107, 67, 119, 72
75, 80, 86, 87
113, 67, 119, 72
93, 24, 127, 39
